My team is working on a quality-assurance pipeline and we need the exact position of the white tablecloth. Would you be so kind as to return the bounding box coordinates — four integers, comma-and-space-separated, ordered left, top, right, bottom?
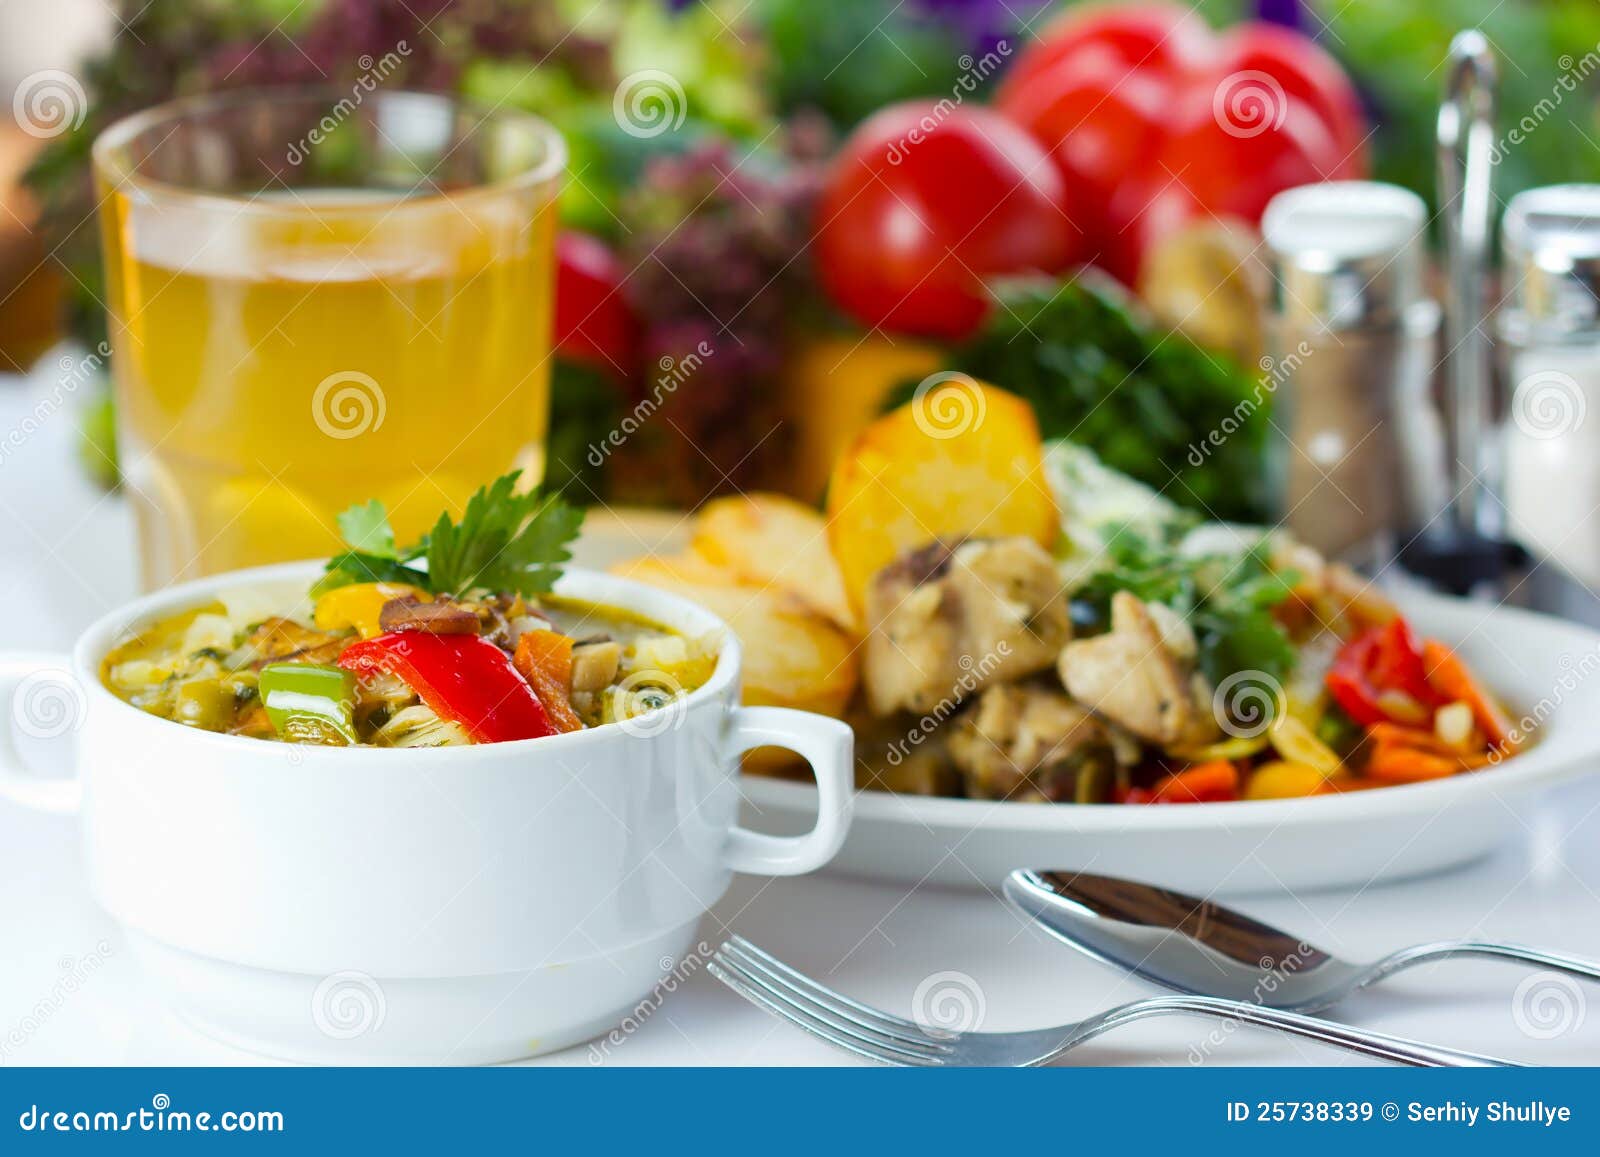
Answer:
3, 366, 1598, 1067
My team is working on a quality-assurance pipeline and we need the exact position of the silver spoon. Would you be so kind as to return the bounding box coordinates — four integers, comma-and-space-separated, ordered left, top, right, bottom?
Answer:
1004, 869, 1600, 1014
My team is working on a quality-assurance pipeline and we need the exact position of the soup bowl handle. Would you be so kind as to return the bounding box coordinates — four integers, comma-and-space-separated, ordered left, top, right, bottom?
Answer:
0, 653, 85, 815
721, 706, 854, 876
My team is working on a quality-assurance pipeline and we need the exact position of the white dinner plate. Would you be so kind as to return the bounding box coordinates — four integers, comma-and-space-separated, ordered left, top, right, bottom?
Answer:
576, 515, 1600, 894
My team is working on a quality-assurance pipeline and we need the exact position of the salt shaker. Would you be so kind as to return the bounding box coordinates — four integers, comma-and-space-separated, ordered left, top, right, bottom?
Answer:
1260, 181, 1443, 566
1499, 184, 1600, 589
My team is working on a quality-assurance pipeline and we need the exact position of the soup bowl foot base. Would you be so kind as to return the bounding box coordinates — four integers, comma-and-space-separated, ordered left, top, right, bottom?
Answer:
126, 921, 706, 1065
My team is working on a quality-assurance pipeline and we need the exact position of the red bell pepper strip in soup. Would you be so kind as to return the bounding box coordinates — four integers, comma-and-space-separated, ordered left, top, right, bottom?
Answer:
339, 632, 555, 744
1325, 617, 1439, 727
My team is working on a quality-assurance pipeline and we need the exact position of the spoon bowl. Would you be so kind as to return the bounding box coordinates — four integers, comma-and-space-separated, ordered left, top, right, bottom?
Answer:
1004, 869, 1600, 1014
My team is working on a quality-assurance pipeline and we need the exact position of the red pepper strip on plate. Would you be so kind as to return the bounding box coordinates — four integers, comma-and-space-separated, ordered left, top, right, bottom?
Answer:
1325, 617, 1439, 727
339, 631, 555, 744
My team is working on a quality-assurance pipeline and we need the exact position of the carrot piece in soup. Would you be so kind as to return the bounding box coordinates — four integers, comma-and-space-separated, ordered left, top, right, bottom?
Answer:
513, 631, 584, 734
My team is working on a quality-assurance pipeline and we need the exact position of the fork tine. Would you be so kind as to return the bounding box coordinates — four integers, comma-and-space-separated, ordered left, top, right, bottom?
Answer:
706, 961, 905, 1066
722, 936, 944, 1042
715, 947, 952, 1059
709, 956, 948, 1066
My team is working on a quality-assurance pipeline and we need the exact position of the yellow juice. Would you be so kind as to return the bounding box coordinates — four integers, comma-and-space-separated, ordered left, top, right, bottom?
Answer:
100, 189, 557, 587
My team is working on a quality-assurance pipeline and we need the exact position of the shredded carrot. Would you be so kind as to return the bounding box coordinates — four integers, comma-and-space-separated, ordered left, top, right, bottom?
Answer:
1150, 761, 1239, 803
512, 632, 584, 734
1364, 746, 1460, 783
1421, 640, 1515, 750
516, 630, 574, 688
1367, 722, 1460, 755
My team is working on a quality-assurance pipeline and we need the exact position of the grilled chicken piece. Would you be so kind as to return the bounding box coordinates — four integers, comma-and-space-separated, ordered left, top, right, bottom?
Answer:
862, 543, 960, 716
862, 538, 1071, 716
1057, 591, 1220, 748
948, 683, 1114, 801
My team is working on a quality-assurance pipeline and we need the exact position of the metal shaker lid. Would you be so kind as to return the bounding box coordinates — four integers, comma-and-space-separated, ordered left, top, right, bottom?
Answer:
1501, 184, 1600, 339
1261, 181, 1428, 330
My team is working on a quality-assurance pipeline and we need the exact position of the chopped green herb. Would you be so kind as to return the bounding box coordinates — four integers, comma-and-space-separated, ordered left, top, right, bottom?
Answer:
336, 499, 398, 559
316, 471, 583, 600
1072, 530, 1300, 689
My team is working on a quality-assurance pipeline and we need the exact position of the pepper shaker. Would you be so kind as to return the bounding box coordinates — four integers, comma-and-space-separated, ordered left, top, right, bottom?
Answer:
1261, 181, 1443, 567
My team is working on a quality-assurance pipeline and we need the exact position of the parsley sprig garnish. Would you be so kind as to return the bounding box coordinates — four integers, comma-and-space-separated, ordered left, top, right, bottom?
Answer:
315, 471, 583, 600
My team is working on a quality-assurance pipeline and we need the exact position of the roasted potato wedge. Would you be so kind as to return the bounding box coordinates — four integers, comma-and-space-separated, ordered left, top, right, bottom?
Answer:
606, 568, 858, 718
691, 492, 857, 633
825, 377, 1059, 613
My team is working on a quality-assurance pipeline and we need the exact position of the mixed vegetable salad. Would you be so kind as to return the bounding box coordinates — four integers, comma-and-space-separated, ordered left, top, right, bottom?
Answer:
102, 474, 717, 747
616, 383, 1525, 806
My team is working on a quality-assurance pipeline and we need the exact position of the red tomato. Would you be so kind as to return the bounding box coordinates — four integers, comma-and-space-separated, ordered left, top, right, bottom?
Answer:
814, 103, 1081, 339
1166, 90, 1340, 221
995, 2, 1214, 107
995, 52, 1169, 272
1102, 93, 1338, 285
1098, 174, 1207, 288
1208, 23, 1368, 177
990, 12, 1367, 288
554, 230, 637, 379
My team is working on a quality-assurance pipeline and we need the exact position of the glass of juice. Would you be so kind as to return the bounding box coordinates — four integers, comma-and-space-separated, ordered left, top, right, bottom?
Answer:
92, 89, 564, 588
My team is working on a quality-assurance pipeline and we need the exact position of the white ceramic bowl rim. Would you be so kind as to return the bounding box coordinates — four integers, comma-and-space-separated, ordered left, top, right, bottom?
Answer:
72, 560, 741, 762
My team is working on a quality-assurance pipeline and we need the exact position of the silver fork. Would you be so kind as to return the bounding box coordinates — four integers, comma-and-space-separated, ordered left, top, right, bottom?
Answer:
709, 937, 1521, 1067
